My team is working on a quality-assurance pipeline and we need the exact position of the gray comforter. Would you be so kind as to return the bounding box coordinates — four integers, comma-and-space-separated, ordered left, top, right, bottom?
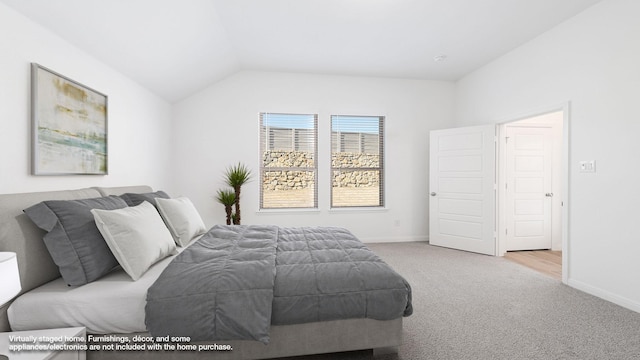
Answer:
145, 225, 412, 343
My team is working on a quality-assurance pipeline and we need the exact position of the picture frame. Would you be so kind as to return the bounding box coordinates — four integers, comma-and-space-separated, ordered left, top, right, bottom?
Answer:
31, 63, 108, 175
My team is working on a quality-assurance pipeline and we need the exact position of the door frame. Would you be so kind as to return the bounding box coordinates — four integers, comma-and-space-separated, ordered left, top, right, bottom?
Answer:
496, 102, 570, 284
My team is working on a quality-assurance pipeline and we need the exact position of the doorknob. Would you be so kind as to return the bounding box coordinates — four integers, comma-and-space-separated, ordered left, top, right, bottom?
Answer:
545, 193, 554, 197
430, 192, 437, 196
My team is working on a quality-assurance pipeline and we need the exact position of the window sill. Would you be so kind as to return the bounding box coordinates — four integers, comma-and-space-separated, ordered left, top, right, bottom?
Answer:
255, 207, 388, 215
328, 207, 388, 214
256, 208, 321, 215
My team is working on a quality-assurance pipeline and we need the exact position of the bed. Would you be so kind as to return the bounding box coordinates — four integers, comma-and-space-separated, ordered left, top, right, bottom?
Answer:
0, 186, 411, 360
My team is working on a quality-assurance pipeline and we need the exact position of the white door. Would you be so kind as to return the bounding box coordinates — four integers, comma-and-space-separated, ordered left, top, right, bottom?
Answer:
429, 125, 496, 256
505, 126, 553, 250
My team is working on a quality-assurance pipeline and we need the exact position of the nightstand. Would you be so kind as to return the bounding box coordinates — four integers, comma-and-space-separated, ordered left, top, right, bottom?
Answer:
0, 327, 86, 360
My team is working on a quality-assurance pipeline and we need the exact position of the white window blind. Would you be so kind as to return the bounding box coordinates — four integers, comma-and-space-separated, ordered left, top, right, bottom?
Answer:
331, 115, 384, 208
260, 113, 318, 209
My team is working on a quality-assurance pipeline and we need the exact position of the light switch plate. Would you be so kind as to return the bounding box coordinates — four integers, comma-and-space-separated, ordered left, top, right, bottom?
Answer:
579, 160, 596, 173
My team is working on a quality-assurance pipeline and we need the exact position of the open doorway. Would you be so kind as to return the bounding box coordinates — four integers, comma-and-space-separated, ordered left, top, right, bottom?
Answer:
497, 108, 568, 282
428, 104, 569, 282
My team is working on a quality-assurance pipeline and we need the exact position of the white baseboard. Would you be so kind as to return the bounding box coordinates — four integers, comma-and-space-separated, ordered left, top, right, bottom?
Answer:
567, 278, 640, 314
360, 235, 429, 244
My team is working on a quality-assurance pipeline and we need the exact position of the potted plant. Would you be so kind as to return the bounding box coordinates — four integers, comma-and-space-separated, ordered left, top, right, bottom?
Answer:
215, 189, 235, 225
216, 162, 252, 225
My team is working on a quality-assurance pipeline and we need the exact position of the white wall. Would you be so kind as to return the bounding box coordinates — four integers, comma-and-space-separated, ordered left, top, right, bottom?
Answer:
172, 70, 455, 242
455, 0, 640, 312
0, 3, 173, 194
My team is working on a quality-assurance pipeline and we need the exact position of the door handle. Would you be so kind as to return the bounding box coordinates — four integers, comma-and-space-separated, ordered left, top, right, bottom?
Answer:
545, 193, 553, 197
430, 192, 437, 196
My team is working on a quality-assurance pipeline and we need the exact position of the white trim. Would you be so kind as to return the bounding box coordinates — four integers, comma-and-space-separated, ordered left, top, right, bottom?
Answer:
497, 124, 507, 256
360, 236, 429, 244
568, 278, 640, 314
561, 103, 571, 285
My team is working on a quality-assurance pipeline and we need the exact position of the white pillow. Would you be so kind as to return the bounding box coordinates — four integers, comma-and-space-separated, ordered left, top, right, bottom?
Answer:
155, 197, 207, 247
91, 201, 177, 281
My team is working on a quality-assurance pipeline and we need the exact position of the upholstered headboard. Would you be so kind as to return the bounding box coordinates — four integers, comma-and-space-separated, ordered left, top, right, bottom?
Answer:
0, 185, 152, 331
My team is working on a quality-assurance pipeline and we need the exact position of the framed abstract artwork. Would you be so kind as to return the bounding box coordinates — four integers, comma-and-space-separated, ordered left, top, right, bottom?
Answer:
31, 63, 108, 175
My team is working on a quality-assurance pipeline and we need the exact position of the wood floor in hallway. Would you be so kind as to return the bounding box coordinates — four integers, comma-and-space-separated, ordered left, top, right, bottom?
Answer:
504, 250, 562, 280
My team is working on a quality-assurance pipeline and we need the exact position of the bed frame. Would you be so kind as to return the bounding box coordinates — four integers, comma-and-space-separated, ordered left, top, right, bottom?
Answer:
0, 186, 402, 359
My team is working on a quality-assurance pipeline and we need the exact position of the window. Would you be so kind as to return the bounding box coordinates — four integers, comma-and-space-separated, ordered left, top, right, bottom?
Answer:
331, 115, 384, 208
260, 113, 318, 209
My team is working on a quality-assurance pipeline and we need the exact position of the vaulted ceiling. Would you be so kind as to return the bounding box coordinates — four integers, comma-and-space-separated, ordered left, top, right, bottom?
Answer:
1, 0, 602, 102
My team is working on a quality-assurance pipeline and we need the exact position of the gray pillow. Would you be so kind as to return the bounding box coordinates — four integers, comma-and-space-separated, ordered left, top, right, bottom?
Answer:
119, 191, 170, 207
24, 196, 129, 286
